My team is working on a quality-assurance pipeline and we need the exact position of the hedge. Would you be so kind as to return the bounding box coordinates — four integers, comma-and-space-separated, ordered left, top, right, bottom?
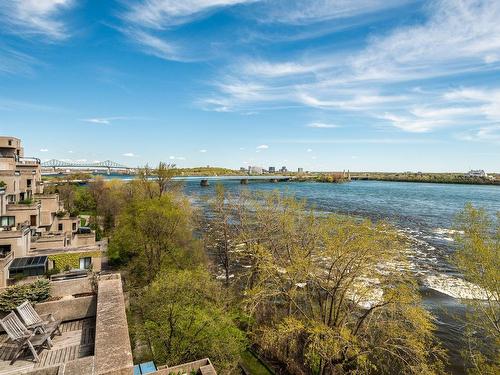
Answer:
0, 279, 51, 313
48, 251, 101, 271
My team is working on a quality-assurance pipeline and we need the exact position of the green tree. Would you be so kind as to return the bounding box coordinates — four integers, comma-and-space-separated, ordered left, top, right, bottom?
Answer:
109, 194, 200, 285
453, 204, 499, 374
88, 178, 123, 233
134, 267, 246, 374
233, 192, 445, 374
74, 186, 97, 214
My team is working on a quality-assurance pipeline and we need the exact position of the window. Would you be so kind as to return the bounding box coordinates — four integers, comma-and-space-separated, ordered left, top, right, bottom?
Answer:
58, 223, 63, 231
72, 222, 77, 231
8, 140, 12, 146
79, 257, 92, 270
0, 245, 11, 258
0, 216, 15, 227
27, 179, 32, 188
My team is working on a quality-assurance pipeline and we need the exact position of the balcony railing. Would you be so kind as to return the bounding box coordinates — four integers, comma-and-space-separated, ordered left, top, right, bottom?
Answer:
16, 157, 41, 165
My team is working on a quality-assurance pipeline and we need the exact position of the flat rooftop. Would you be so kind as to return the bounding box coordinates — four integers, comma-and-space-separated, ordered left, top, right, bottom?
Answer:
0, 317, 95, 375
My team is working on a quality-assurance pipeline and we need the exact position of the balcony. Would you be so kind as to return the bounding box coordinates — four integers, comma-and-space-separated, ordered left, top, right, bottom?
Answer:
6, 200, 41, 211
15, 157, 40, 166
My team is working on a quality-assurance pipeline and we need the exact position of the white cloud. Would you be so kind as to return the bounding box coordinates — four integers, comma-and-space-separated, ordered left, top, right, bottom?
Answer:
379, 87, 500, 133
0, 46, 38, 76
40, 148, 49, 152
251, 0, 411, 25
306, 148, 312, 152
199, 149, 207, 153
380, 113, 450, 133
124, 0, 257, 29
202, 0, 500, 141
243, 61, 321, 77
121, 0, 258, 61
306, 122, 338, 129
83, 118, 111, 125
81, 117, 131, 125
256, 144, 269, 149
122, 152, 136, 157
121, 0, 412, 63
457, 125, 500, 143
169, 155, 186, 160
0, 0, 74, 40
123, 28, 184, 61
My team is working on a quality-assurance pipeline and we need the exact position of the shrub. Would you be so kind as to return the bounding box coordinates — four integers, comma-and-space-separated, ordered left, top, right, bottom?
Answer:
89, 222, 103, 241
0, 279, 51, 313
56, 210, 66, 218
0, 181, 6, 188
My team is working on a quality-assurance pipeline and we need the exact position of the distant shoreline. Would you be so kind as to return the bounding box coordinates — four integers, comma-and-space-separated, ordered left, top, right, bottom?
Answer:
41, 169, 500, 186
346, 177, 499, 186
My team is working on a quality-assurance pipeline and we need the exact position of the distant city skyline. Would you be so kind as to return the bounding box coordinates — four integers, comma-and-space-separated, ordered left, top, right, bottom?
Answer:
1, 1, 499, 172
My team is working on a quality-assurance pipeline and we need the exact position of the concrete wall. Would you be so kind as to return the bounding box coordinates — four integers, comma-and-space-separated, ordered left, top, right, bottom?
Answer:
0, 227, 30, 258
0, 174, 20, 198
0, 253, 13, 289
31, 234, 67, 250
57, 217, 79, 236
94, 275, 134, 375
35, 295, 96, 322
49, 277, 93, 297
0, 136, 22, 152
73, 233, 96, 247
6, 202, 40, 227
38, 195, 60, 227
157, 358, 216, 375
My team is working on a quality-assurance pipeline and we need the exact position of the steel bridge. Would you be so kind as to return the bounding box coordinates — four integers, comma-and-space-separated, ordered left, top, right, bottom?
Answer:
41, 159, 133, 173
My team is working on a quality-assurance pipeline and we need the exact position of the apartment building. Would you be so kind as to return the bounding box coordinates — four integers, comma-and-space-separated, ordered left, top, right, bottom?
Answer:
0, 136, 100, 287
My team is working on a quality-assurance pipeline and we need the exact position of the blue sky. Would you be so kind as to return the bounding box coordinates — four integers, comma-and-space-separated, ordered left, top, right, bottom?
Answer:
1, 0, 499, 172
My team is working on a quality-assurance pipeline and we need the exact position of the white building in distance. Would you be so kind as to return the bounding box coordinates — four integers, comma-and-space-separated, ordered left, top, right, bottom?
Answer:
467, 169, 488, 177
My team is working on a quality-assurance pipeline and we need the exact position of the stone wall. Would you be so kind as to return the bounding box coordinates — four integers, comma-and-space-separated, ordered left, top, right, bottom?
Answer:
94, 275, 134, 375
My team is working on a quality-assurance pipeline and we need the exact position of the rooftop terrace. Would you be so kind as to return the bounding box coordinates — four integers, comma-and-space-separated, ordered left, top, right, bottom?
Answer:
0, 274, 133, 375
0, 317, 95, 375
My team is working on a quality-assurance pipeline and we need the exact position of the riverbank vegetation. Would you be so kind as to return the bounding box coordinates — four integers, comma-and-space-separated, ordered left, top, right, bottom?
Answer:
352, 172, 499, 185
452, 205, 499, 374
56, 163, 498, 374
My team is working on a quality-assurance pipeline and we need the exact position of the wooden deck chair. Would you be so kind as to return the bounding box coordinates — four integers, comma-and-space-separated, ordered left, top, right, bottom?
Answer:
16, 301, 62, 337
0, 312, 52, 363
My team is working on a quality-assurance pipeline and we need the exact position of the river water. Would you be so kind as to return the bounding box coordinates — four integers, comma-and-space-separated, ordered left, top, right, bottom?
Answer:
180, 179, 499, 374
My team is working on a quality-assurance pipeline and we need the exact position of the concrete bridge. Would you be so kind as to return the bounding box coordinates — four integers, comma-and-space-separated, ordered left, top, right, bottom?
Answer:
170, 175, 292, 187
